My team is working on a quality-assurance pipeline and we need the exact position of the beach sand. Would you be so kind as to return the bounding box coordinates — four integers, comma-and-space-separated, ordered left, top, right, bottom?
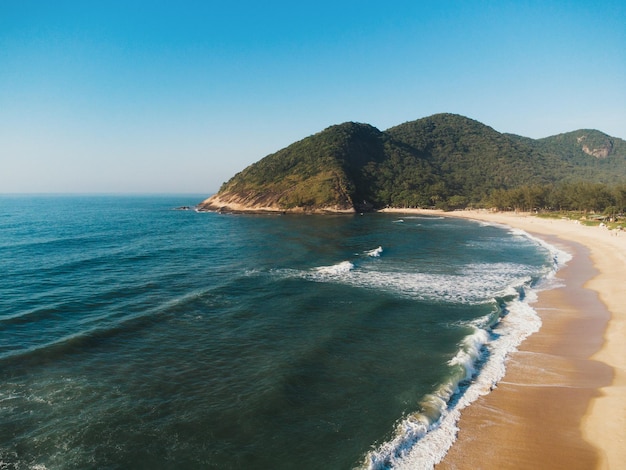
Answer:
381, 209, 626, 469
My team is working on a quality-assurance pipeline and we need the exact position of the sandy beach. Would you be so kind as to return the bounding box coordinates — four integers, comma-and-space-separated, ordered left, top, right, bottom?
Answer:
382, 209, 626, 469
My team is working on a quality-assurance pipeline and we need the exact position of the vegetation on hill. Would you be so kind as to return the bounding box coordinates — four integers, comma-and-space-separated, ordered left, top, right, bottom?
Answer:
199, 113, 626, 214
206, 123, 387, 211
507, 129, 626, 183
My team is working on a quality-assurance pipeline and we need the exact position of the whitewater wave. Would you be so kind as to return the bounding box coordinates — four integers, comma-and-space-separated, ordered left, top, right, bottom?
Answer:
362, 288, 544, 469
268, 228, 572, 469
365, 323, 493, 469
365, 246, 383, 257
359, 233, 571, 469
313, 261, 355, 276
282, 261, 539, 305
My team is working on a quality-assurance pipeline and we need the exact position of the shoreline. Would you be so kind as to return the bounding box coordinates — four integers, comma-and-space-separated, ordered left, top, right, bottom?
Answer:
381, 209, 626, 469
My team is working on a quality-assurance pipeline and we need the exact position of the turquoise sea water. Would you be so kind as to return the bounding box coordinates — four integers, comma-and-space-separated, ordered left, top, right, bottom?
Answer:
0, 196, 562, 469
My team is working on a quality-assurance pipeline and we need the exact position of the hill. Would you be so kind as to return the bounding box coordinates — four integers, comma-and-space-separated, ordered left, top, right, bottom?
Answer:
200, 122, 386, 213
198, 113, 626, 213
507, 129, 626, 183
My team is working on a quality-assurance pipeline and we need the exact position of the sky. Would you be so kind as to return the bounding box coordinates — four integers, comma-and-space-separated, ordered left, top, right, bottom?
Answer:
1, 0, 625, 194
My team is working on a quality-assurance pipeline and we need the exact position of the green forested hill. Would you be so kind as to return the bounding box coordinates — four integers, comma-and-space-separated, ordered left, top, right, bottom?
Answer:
507, 129, 626, 183
199, 113, 626, 213
203, 122, 388, 212
384, 114, 570, 205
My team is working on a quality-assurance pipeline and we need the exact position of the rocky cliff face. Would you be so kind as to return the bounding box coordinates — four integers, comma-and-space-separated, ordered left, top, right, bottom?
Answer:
198, 190, 355, 214
577, 135, 613, 159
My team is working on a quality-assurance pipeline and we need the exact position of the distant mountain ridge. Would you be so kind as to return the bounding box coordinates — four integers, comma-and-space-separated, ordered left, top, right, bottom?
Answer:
199, 113, 626, 213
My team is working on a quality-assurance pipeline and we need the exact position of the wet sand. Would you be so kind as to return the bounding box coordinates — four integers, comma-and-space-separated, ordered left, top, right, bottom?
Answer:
381, 209, 626, 469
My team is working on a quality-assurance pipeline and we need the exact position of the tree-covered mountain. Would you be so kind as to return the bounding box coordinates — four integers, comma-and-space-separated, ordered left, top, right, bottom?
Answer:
199, 113, 626, 213
506, 129, 626, 183
200, 122, 388, 213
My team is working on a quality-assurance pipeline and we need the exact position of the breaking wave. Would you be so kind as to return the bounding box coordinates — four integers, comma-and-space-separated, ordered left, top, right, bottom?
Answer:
271, 229, 570, 469
359, 232, 571, 469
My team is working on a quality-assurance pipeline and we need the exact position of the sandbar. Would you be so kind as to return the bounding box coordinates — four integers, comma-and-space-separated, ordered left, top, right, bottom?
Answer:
381, 209, 626, 469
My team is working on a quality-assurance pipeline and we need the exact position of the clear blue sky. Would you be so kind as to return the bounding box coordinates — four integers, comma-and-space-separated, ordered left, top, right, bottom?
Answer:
1, 0, 625, 194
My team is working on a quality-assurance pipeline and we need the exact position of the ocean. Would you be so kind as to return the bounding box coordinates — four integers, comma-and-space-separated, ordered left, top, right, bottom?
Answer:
0, 195, 567, 469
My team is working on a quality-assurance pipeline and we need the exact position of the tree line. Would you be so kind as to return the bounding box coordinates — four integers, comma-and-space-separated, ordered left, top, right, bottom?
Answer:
480, 182, 626, 214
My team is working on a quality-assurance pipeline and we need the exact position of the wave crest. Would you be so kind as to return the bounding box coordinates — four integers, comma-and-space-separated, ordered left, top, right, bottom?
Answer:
283, 261, 537, 305
366, 246, 383, 257
313, 261, 354, 276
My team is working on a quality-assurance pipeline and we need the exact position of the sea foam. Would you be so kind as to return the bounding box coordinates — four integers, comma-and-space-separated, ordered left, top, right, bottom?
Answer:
262, 225, 570, 469
290, 261, 538, 305
359, 231, 570, 469
313, 261, 355, 276
365, 246, 383, 257
362, 291, 542, 469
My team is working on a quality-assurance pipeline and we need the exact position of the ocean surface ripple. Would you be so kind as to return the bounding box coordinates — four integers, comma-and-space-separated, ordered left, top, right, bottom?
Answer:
0, 196, 562, 469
